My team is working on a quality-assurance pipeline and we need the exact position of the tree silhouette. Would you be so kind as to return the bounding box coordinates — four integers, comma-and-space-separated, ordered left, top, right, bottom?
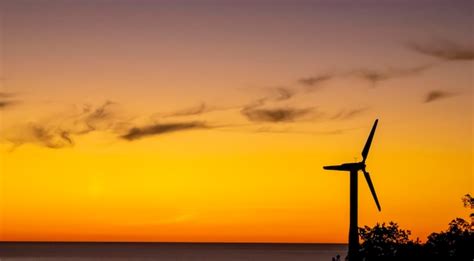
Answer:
461, 194, 473, 208
356, 194, 474, 261
461, 194, 473, 225
358, 222, 423, 260
424, 218, 472, 260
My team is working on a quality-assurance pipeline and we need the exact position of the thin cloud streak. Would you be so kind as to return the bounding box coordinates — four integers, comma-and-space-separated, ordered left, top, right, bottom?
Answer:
330, 107, 369, 120
297, 74, 333, 92
239, 87, 300, 123
0, 92, 19, 109
241, 107, 314, 123
424, 90, 457, 103
121, 121, 207, 141
0, 92, 15, 98
160, 103, 240, 118
31, 124, 74, 149
249, 87, 296, 107
408, 41, 474, 61
73, 101, 121, 134
6, 123, 75, 149
352, 64, 432, 87
3, 101, 129, 149
0, 100, 18, 109
273, 87, 296, 101
163, 103, 208, 117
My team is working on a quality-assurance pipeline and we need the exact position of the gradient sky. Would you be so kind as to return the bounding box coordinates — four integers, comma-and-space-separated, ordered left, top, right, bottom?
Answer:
0, 0, 472, 243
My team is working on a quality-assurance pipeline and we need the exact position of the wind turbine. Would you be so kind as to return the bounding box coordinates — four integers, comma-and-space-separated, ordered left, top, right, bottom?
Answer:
323, 119, 381, 261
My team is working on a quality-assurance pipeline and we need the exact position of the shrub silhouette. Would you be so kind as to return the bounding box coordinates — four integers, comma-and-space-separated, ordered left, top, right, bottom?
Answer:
424, 218, 473, 260
355, 194, 474, 261
461, 193, 474, 224
358, 222, 423, 260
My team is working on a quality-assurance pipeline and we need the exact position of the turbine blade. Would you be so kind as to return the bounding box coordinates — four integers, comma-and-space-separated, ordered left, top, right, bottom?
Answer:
323, 165, 347, 171
361, 119, 378, 162
362, 169, 381, 211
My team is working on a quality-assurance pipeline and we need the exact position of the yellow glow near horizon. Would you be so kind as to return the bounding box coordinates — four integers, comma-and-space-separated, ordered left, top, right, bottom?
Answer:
0, 1, 472, 243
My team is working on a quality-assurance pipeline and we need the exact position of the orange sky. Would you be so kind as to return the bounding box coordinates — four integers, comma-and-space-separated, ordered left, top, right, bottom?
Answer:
0, 0, 472, 243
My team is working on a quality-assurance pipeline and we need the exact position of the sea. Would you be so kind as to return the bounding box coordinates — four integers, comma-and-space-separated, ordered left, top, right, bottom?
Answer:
0, 242, 347, 261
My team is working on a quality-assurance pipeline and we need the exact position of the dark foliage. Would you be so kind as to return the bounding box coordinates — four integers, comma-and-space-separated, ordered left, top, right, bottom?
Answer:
358, 222, 424, 260
424, 218, 473, 260
462, 194, 474, 222
356, 194, 474, 261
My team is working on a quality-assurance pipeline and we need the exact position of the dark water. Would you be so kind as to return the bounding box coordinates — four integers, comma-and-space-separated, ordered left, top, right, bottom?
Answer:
0, 242, 347, 261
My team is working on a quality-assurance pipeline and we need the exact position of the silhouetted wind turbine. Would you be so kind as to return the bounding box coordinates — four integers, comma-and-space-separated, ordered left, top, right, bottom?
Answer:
323, 119, 381, 261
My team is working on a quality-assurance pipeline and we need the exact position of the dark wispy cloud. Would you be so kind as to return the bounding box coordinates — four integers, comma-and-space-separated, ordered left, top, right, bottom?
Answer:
163, 103, 208, 117
0, 100, 18, 109
121, 121, 207, 141
0, 92, 15, 98
240, 83, 368, 124
241, 107, 314, 123
73, 101, 122, 134
0, 92, 19, 109
240, 86, 310, 123
249, 87, 296, 107
424, 90, 457, 103
160, 103, 240, 118
241, 86, 297, 114
30, 124, 74, 149
353, 64, 432, 86
297, 74, 333, 92
408, 41, 474, 61
3, 101, 211, 148
241, 76, 326, 115
4, 101, 129, 149
272, 87, 296, 101
5, 123, 75, 149
330, 107, 369, 120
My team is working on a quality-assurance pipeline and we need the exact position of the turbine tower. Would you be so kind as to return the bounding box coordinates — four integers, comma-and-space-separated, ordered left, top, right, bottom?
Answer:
323, 119, 381, 261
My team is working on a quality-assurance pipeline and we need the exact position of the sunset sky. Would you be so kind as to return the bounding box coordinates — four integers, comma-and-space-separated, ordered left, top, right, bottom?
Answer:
0, 0, 472, 243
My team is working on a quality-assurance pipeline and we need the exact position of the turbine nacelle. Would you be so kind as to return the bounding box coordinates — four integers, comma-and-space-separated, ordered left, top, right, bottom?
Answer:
323, 162, 365, 172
